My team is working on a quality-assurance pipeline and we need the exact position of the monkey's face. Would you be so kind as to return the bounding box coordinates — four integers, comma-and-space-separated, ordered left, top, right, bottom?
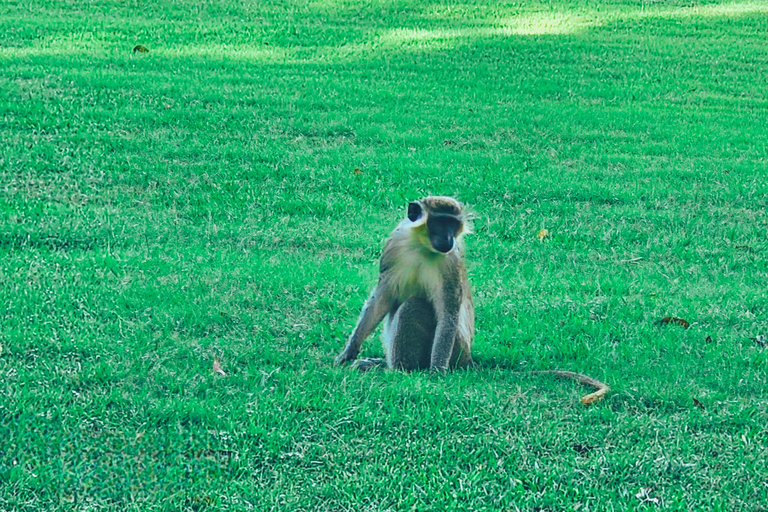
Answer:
408, 198, 464, 254
427, 214, 462, 253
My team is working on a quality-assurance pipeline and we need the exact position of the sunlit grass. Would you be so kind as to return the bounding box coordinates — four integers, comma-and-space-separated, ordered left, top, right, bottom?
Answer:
632, 0, 768, 18
6, 1, 767, 63
380, 12, 596, 47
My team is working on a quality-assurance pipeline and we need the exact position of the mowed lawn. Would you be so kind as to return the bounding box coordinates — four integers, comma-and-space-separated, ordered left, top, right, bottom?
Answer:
1, 0, 767, 509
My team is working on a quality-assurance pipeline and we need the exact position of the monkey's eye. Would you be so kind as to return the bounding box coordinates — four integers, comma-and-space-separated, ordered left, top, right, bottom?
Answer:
407, 202, 422, 222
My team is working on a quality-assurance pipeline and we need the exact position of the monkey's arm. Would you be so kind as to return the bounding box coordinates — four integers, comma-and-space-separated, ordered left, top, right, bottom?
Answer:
335, 283, 391, 365
430, 323, 457, 371
429, 293, 461, 371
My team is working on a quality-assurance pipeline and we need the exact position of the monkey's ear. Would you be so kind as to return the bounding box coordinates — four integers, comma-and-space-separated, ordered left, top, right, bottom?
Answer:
407, 202, 422, 222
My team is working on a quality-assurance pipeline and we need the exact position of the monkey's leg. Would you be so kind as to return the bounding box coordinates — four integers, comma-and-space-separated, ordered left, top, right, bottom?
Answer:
385, 298, 436, 371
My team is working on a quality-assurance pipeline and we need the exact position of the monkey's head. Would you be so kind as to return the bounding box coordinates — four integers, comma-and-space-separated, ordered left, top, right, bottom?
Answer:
407, 196, 467, 254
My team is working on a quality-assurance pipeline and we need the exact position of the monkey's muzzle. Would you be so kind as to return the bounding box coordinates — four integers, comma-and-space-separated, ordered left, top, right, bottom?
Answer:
430, 236, 454, 253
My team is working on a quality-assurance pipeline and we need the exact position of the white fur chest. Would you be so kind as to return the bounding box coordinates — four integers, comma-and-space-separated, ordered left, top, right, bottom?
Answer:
388, 244, 443, 303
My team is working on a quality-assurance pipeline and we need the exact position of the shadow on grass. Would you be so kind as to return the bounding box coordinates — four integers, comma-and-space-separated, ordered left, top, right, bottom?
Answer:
0, 230, 101, 252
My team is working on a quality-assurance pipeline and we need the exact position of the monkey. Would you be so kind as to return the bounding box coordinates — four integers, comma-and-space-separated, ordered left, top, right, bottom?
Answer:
335, 196, 609, 405
335, 196, 474, 372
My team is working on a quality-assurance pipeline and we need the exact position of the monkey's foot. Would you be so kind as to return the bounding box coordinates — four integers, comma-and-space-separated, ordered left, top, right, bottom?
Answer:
351, 358, 386, 372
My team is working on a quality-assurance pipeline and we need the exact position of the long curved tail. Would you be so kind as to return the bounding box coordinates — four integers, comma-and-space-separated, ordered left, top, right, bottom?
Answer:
531, 370, 610, 405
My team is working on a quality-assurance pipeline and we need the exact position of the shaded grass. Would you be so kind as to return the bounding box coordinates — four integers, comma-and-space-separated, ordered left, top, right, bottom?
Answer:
1, 0, 768, 510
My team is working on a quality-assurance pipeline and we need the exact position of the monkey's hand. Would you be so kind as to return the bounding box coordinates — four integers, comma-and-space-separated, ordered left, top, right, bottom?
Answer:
334, 343, 359, 366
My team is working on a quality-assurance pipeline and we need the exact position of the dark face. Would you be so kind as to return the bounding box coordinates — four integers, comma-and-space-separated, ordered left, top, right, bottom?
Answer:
426, 213, 462, 253
408, 200, 464, 253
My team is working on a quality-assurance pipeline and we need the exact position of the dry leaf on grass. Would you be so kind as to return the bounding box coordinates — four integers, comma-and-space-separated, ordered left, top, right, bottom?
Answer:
657, 316, 690, 328
353, 168, 363, 175
133, 45, 149, 53
213, 359, 226, 376
536, 229, 550, 241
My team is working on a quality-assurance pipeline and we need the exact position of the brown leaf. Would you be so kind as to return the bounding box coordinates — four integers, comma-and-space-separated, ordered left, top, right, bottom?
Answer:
213, 359, 226, 376
536, 229, 550, 241
133, 45, 149, 53
353, 168, 363, 175
657, 316, 690, 328
692, 398, 705, 411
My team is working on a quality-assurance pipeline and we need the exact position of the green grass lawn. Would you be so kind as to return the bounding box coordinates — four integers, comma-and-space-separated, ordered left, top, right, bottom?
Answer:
2, 0, 768, 509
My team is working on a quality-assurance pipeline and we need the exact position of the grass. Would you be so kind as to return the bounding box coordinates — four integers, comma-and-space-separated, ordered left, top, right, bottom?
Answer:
1, 0, 768, 509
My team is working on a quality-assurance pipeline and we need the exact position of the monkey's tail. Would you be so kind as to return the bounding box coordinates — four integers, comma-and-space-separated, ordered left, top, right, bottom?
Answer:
531, 370, 610, 405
